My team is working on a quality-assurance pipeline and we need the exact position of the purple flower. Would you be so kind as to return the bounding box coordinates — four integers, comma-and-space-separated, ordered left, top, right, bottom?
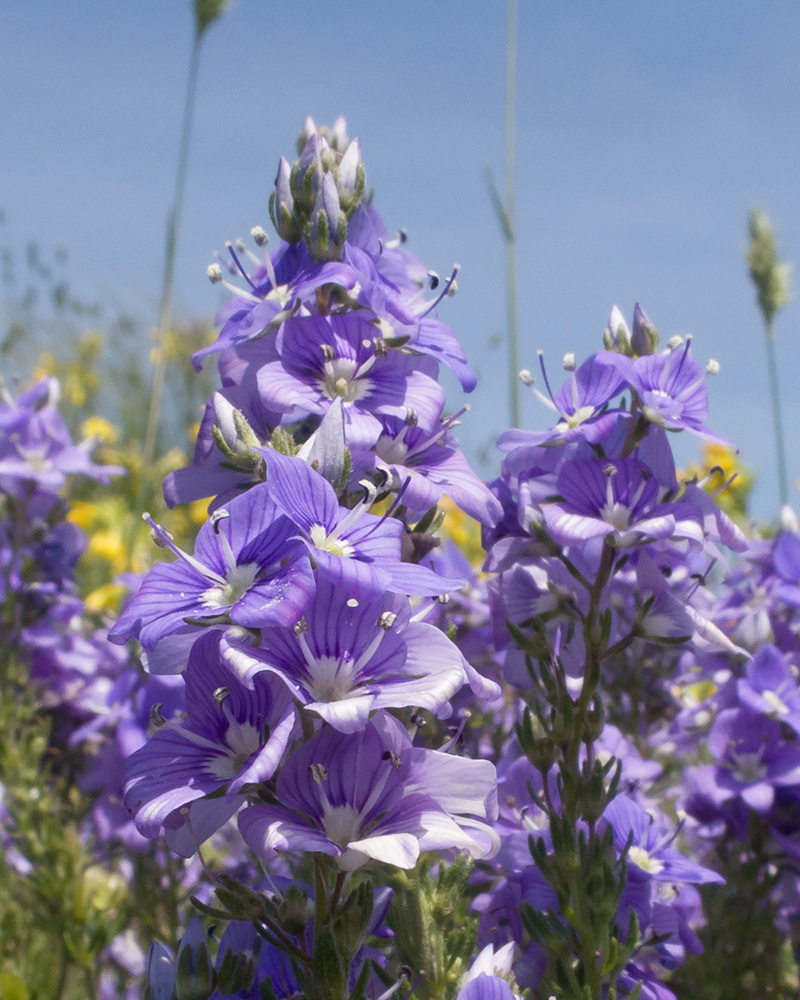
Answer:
108, 483, 315, 652
222, 577, 467, 733
541, 457, 702, 548
193, 240, 357, 370
0, 377, 124, 490
124, 631, 296, 842
257, 312, 445, 448
344, 205, 477, 391
261, 448, 465, 597
599, 338, 731, 445
602, 796, 724, 884
498, 351, 628, 449
361, 409, 503, 527
239, 721, 490, 870
704, 707, 800, 812
736, 643, 800, 735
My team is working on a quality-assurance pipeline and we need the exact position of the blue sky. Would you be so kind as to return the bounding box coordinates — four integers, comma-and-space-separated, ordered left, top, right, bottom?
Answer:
3, 1, 800, 517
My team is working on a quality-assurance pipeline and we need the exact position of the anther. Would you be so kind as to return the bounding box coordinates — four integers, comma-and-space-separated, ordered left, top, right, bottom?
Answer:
320, 343, 335, 362
399, 228, 408, 243
310, 763, 328, 784
378, 611, 397, 631
603, 463, 618, 477
234, 238, 247, 253
562, 352, 576, 371
250, 226, 269, 247
210, 508, 230, 534
437, 593, 450, 604
213, 686, 230, 708
150, 703, 166, 728
373, 337, 387, 358
346, 597, 359, 607
207, 263, 223, 283
519, 369, 534, 386
405, 408, 419, 426
381, 749, 402, 768
667, 335, 684, 350
428, 270, 440, 290
293, 618, 310, 637
706, 359, 720, 375
410, 713, 426, 728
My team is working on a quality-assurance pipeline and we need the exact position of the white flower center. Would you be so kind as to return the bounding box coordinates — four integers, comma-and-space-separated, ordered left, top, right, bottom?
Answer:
731, 749, 768, 785
763, 690, 789, 716
322, 804, 362, 848
201, 562, 260, 609
309, 524, 354, 558
205, 719, 262, 779
565, 404, 596, 429
628, 845, 664, 875
375, 435, 409, 465
321, 358, 371, 403
266, 284, 291, 306
18, 446, 51, 471
309, 654, 358, 702
601, 502, 632, 531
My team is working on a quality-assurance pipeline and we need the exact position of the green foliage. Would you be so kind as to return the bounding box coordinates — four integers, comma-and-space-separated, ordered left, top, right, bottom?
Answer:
388, 855, 479, 1000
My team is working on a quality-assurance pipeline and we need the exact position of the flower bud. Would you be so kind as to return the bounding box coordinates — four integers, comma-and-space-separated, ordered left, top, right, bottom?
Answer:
175, 918, 214, 1000
337, 138, 366, 216
308, 170, 347, 262
270, 157, 302, 243
603, 305, 631, 354
630, 302, 659, 356
295, 115, 317, 155
145, 942, 176, 1000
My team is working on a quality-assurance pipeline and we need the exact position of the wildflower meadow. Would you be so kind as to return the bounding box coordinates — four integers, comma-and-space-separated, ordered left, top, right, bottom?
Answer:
3, 4, 800, 999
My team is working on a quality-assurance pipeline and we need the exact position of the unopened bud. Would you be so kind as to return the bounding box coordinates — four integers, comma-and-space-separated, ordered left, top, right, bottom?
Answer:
631, 302, 659, 355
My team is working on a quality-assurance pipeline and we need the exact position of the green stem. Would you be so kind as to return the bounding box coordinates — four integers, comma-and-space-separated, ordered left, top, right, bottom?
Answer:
143, 29, 205, 466
764, 320, 789, 509
504, 0, 520, 430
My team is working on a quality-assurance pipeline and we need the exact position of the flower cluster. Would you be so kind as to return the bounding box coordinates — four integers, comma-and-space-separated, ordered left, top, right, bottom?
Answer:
109, 118, 505, 999
471, 304, 748, 998
30, 121, 769, 1000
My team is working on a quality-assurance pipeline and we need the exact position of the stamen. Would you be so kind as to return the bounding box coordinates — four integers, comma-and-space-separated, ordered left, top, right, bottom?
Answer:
537, 351, 558, 407
310, 763, 328, 784
419, 264, 460, 318
141, 513, 226, 586
226, 242, 258, 292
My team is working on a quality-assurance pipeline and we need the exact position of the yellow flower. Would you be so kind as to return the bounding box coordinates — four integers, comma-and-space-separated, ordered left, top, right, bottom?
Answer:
81, 415, 120, 445
87, 530, 126, 570
85, 582, 127, 614
438, 495, 484, 568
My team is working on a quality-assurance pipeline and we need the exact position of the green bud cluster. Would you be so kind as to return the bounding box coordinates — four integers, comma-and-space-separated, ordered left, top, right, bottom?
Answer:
269, 118, 367, 263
